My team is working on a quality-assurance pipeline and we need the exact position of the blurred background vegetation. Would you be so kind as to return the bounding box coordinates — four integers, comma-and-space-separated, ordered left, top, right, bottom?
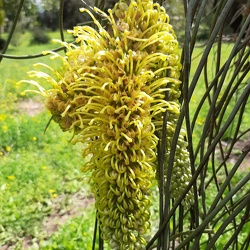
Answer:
0, 0, 248, 47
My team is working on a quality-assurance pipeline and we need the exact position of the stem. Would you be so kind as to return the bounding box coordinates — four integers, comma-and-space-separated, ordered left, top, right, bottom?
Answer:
0, 0, 25, 63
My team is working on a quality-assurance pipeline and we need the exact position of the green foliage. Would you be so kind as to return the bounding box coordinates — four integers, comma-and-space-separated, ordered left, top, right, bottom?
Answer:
3, 0, 37, 20
39, 0, 60, 12
30, 28, 50, 45
0, 35, 91, 248
190, 43, 250, 146
0, 109, 89, 246
0, 9, 5, 27
40, 212, 96, 250
0, 0, 5, 23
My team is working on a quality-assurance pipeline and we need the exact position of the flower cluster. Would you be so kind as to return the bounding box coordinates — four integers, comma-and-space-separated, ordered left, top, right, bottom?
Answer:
162, 115, 194, 206
20, 0, 193, 248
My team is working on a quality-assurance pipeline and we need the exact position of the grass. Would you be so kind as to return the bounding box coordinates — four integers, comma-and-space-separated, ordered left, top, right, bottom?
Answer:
0, 110, 93, 247
0, 30, 94, 249
0, 30, 249, 249
39, 212, 96, 250
190, 42, 250, 146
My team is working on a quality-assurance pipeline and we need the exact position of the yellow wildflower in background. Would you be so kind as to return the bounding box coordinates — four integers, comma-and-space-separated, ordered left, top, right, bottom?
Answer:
20, 0, 193, 248
0, 114, 7, 121
7, 176, 15, 180
2, 125, 8, 132
49, 189, 57, 198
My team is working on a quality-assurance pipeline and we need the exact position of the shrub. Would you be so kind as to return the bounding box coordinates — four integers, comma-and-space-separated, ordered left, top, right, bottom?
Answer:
0, 37, 5, 49
30, 28, 50, 45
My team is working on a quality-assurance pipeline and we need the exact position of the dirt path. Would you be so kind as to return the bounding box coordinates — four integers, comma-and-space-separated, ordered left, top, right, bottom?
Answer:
41, 193, 94, 240
17, 98, 44, 116
0, 192, 94, 250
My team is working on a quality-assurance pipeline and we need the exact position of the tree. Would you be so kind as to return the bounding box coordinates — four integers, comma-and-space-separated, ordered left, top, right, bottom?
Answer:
3, 0, 37, 20
0, 0, 5, 37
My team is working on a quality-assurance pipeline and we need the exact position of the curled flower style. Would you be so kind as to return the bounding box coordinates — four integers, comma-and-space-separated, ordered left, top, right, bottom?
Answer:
19, 0, 193, 248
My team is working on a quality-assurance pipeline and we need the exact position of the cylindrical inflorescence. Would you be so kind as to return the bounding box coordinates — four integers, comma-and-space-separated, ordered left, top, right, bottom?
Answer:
20, 0, 193, 248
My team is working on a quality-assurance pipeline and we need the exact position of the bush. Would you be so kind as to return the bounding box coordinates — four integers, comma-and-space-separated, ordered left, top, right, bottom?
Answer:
0, 37, 5, 49
30, 28, 50, 45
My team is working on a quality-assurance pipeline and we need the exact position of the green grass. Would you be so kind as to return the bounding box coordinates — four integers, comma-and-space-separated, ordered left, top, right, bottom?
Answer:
39, 211, 96, 250
0, 110, 92, 247
189, 43, 250, 146
0, 31, 94, 249
0, 31, 249, 249
1, 31, 72, 99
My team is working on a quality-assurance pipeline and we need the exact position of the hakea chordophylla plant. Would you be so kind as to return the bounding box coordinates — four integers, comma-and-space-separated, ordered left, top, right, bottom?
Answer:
20, 0, 193, 249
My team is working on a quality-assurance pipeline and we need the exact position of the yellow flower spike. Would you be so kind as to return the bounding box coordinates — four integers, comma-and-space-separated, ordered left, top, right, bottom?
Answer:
21, 0, 191, 248
124, 187, 132, 198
